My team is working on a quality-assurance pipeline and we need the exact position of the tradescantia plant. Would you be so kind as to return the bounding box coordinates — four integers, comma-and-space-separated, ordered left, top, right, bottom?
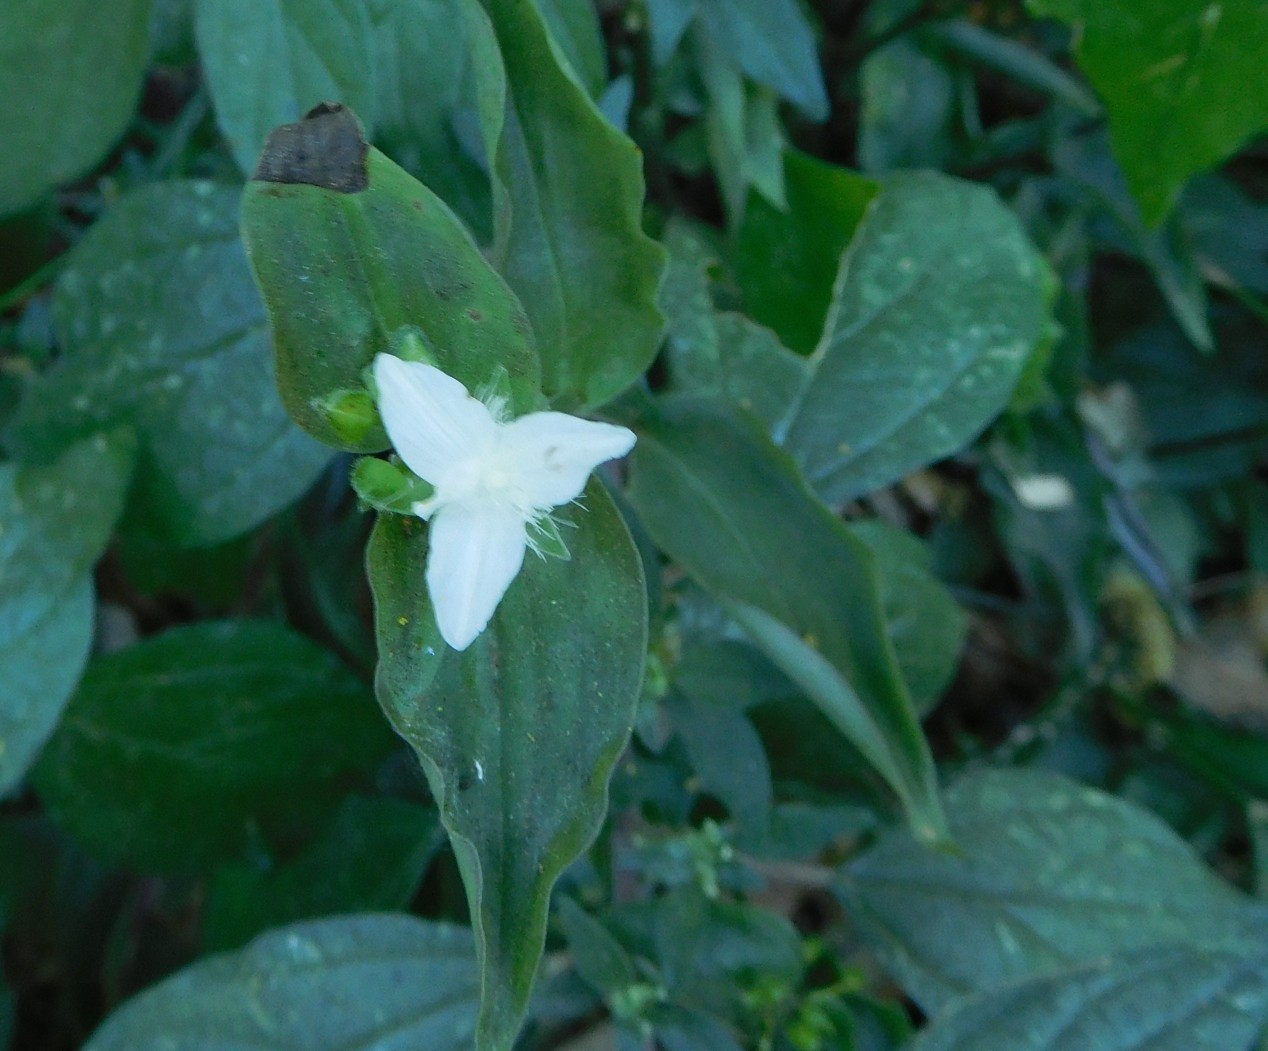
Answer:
3, 1, 1268, 1050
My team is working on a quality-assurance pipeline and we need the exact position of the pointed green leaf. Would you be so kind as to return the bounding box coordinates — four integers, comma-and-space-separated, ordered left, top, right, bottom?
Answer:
0, 0, 153, 215
0, 432, 134, 796
84, 915, 480, 1051
368, 480, 646, 1050
5, 181, 330, 547
908, 941, 1268, 1051
838, 769, 1257, 1014
195, 0, 377, 175
1028, 0, 1268, 224
481, 0, 668, 410
242, 107, 540, 451
536, 0, 607, 98
627, 399, 945, 839
33, 621, 395, 871
779, 172, 1053, 501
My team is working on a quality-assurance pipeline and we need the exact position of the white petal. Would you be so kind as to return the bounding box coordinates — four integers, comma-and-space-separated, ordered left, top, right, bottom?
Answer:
426, 502, 528, 651
500, 413, 636, 509
373, 354, 497, 485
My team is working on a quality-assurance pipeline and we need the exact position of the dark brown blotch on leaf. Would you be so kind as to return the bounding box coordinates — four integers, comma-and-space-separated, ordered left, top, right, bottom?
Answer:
253, 102, 368, 193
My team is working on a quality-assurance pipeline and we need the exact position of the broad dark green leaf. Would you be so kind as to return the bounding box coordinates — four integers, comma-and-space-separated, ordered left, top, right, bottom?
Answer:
33, 620, 394, 871
204, 795, 439, 951
6, 182, 329, 547
0, 432, 133, 796
367, 0, 496, 242
696, 0, 828, 120
779, 172, 1053, 501
628, 399, 945, 840
482, 0, 668, 410
908, 942, 1268, 1051
368, 480, 646, 1051
1028, 0, 1268, 224
0, 0, 153, 215
850, 520, 966, 713
84, 914, 481, 1051
736, 152, 878, 354
838, 769, 1258, 1014
243, 118, 540, 450
195, 0, 377, 175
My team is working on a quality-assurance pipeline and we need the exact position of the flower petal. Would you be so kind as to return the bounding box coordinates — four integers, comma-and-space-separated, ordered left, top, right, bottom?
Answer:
426, 502, 528, 651
500, 412, 636, 509
373, 354, 497, 485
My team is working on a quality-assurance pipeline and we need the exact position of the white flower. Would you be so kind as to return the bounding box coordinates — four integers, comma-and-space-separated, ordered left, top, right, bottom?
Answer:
373, 353, 636, 651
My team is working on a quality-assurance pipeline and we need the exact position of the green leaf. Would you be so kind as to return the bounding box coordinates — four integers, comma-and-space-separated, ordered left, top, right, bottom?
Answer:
628, 399, 945, 839
779, 172, 1053, 501
557, 898, 640, 996
1028, 0, 1268, 224
654, 890, 803, 1023
907, 942, 1268, 1051
837, 769, 1258, 1014
204, 795, 439, 951
736, 152, 879, 355
537, 0, 608, 98
0, 0, 153, 216
660, 223, 807, 427
482, 0, 668, 410
83, 914, 480, 1051
5, 181, 330, 547
1055, 130, 1213, 352
850, 521, 966, 713
696, 29, 786, 221
858, 37, 955, 174
195, 0, 377, 175
667, 692, 772, 841
696, 0, 828, 120
367, 0, 496, 242
0, 432, 134, 797
33, 620, 395, 871
368, 480, 646, 1051
242, 110, 540, 450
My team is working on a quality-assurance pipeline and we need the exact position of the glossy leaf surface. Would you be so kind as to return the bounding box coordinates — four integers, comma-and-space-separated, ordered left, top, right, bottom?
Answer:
368, 480, 646, 1050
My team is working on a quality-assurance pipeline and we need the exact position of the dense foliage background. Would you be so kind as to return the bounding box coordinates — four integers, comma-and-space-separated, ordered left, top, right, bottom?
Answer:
2, 0, 1267, 1049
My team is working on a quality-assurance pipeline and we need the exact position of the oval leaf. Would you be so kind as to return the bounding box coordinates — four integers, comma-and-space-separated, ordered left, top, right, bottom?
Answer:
33, 620, 395, 871
242, 108, 540, 450
0, 0, 152, 215
84, 914, 480, 1051
5, 181, 329, 547
909, 941, 1268, 1051
0, 432, 134, 796
838, 768, 1258, 1014
779, 171, 1053, 501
